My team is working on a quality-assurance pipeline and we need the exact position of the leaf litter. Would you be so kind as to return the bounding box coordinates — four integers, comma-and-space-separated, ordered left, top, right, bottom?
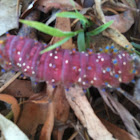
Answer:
0, 0, 140, 140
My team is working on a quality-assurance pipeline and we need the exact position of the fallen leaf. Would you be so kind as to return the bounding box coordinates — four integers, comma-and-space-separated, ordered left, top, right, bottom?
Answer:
98, 88, 140, 138
0, 94, 20, 123
0, 113, 29, 140
0, 0, 19, 35
51, 17, 75, 49
36, 0, 82, 13
65, 85, 113, 140
40, 84, 70, 140
52, 85, 70, 140
39, 101, 54, 140
3, 79, 45, 97
17, 93, 53, 139
105, 10, 134, 33
103, 28, 134, 52
101, 118, 139, 140
53, 85, 70, 123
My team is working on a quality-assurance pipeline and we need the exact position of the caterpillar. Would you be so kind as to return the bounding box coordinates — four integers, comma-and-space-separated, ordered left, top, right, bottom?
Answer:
0, 35, 139, 89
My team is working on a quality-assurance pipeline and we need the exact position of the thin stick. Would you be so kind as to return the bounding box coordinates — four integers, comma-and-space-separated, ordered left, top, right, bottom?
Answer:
68, 131, 78, 140
0, 72, 21, 93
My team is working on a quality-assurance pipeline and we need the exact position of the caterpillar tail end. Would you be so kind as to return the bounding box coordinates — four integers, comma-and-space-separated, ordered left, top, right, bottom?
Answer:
132, 53, 140, 76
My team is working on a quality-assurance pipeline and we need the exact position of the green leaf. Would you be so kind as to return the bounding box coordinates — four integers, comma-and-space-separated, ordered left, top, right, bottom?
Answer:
86, 20, 114, 36
77, 31, 86, 52
40, 36, 72, 54
20, 19, 80, 37
56, 12, 89, 25
85, 35, 90, 48
134, 49, 140, 56
131, 42, 140, 49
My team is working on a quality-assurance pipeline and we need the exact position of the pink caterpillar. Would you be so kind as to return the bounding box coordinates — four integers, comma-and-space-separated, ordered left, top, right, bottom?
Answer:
0, 35, 139, 88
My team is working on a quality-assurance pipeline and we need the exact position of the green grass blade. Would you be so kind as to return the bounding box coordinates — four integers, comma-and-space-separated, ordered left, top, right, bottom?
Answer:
86, 20, 114, 36
131, 42, 140, 49
85, 35, 90, 48
56, 12, 89, 25
20, 19, 78, 37
70, 0, 77, 12
77, 31, 86, 52
40, 36, 72, 54
134, 49, 140, 56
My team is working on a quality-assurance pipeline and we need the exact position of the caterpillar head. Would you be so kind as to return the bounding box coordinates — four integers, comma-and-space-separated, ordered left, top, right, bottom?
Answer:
0, 39, 12, 70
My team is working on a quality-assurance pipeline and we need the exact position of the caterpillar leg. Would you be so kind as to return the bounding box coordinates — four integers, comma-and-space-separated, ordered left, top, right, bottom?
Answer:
30, 78, 45, 93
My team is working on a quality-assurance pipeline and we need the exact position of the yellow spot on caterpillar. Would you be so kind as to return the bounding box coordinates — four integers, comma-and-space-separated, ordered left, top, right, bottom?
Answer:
0, 40, 5, 44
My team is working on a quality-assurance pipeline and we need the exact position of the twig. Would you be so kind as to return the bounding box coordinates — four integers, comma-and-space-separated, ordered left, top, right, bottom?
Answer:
0, 72, 21, 93
68, 131, 78, 140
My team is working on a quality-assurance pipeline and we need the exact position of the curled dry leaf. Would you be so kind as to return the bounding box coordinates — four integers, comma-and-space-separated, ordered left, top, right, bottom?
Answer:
0, 114, 29, 140
98, 89, 140, 138
40, 84, 70, 140
18, 84, 70, 140
0, 94, 20, 123
36, 0, 82, 13
0, 0, 19, 36
65, 85, 113, 140
17, 94, 52, 139
39, 101, 54, 140
105, 10, 134, 33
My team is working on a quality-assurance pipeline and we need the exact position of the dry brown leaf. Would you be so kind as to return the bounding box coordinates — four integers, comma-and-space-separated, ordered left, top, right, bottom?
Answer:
18, 84, 69, 140
65, 85, 113, 140
101, 118, 139, 140
53, 85, 70, 122
41, 84, 70, 140
94, 0, 134, 49
36, 0, 82, 13
51, 17, 75, 50
17, 94, 52, 139
53, 85, 70, 140
39, 101, 54, 140
105, 10, 134, 33
103, 28, 134, 52
98, 89, 140, 138
0, 94, 20, 123
3, 79, 44, 97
